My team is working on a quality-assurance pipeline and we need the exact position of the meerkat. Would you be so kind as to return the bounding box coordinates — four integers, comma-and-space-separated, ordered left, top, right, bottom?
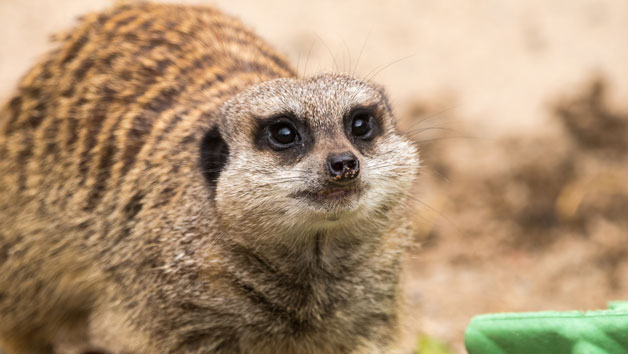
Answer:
0, 3, 420, 354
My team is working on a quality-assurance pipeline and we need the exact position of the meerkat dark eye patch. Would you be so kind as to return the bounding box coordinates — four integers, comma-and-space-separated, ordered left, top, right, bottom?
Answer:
344, 105, 382, 149
254, 115, 310, 163
200, 126, 229, 191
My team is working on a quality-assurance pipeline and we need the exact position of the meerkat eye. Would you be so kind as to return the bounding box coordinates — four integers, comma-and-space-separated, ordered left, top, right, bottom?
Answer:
268, 122, 299, 148
351, 110, 373, 139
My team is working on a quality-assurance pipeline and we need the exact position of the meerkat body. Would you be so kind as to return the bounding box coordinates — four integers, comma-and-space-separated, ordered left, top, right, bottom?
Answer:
0, 3, 419, 354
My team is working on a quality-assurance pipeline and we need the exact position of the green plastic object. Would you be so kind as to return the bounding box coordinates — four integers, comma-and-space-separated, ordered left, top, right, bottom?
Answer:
465, 302, 628, 354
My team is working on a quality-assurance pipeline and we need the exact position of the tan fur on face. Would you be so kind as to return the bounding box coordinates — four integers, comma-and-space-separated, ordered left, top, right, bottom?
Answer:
0, 3, 419, 354
217, 74, 419, 240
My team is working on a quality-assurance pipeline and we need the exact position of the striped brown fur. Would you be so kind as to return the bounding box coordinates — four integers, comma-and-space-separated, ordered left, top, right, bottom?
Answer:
0, 3, 419, 354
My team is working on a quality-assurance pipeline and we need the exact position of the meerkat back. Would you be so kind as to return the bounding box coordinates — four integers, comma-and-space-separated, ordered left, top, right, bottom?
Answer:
0, 3, 419, 354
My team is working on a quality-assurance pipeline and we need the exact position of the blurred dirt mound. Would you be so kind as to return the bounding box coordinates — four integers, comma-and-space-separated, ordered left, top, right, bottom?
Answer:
556, 79, 628, 154
403, 77, 628, 353
552, 78, 628, 234
474, 78, 628, 249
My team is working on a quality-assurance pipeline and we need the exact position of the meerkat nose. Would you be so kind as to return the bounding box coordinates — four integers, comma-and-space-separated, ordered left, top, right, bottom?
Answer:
326, 152, 360, 183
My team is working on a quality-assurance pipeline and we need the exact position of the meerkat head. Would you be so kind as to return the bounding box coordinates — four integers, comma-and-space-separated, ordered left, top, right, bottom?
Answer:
201, 73, 419, 242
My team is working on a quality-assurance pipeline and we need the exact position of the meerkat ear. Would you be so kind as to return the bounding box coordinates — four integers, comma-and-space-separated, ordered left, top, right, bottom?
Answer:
200, 126, 229, 191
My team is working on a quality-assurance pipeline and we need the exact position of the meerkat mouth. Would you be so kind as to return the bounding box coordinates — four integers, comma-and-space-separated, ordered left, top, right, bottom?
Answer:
294, 185, 361, 204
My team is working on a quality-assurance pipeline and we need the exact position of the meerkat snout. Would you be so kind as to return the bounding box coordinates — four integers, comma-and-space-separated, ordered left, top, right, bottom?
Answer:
326, 152, 360, 183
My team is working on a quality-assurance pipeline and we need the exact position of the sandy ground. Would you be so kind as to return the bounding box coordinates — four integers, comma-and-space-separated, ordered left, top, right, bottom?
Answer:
1, 1, 628, 352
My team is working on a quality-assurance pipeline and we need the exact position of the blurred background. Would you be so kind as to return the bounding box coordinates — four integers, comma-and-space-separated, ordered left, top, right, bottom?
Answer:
1, 0, 627, 353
